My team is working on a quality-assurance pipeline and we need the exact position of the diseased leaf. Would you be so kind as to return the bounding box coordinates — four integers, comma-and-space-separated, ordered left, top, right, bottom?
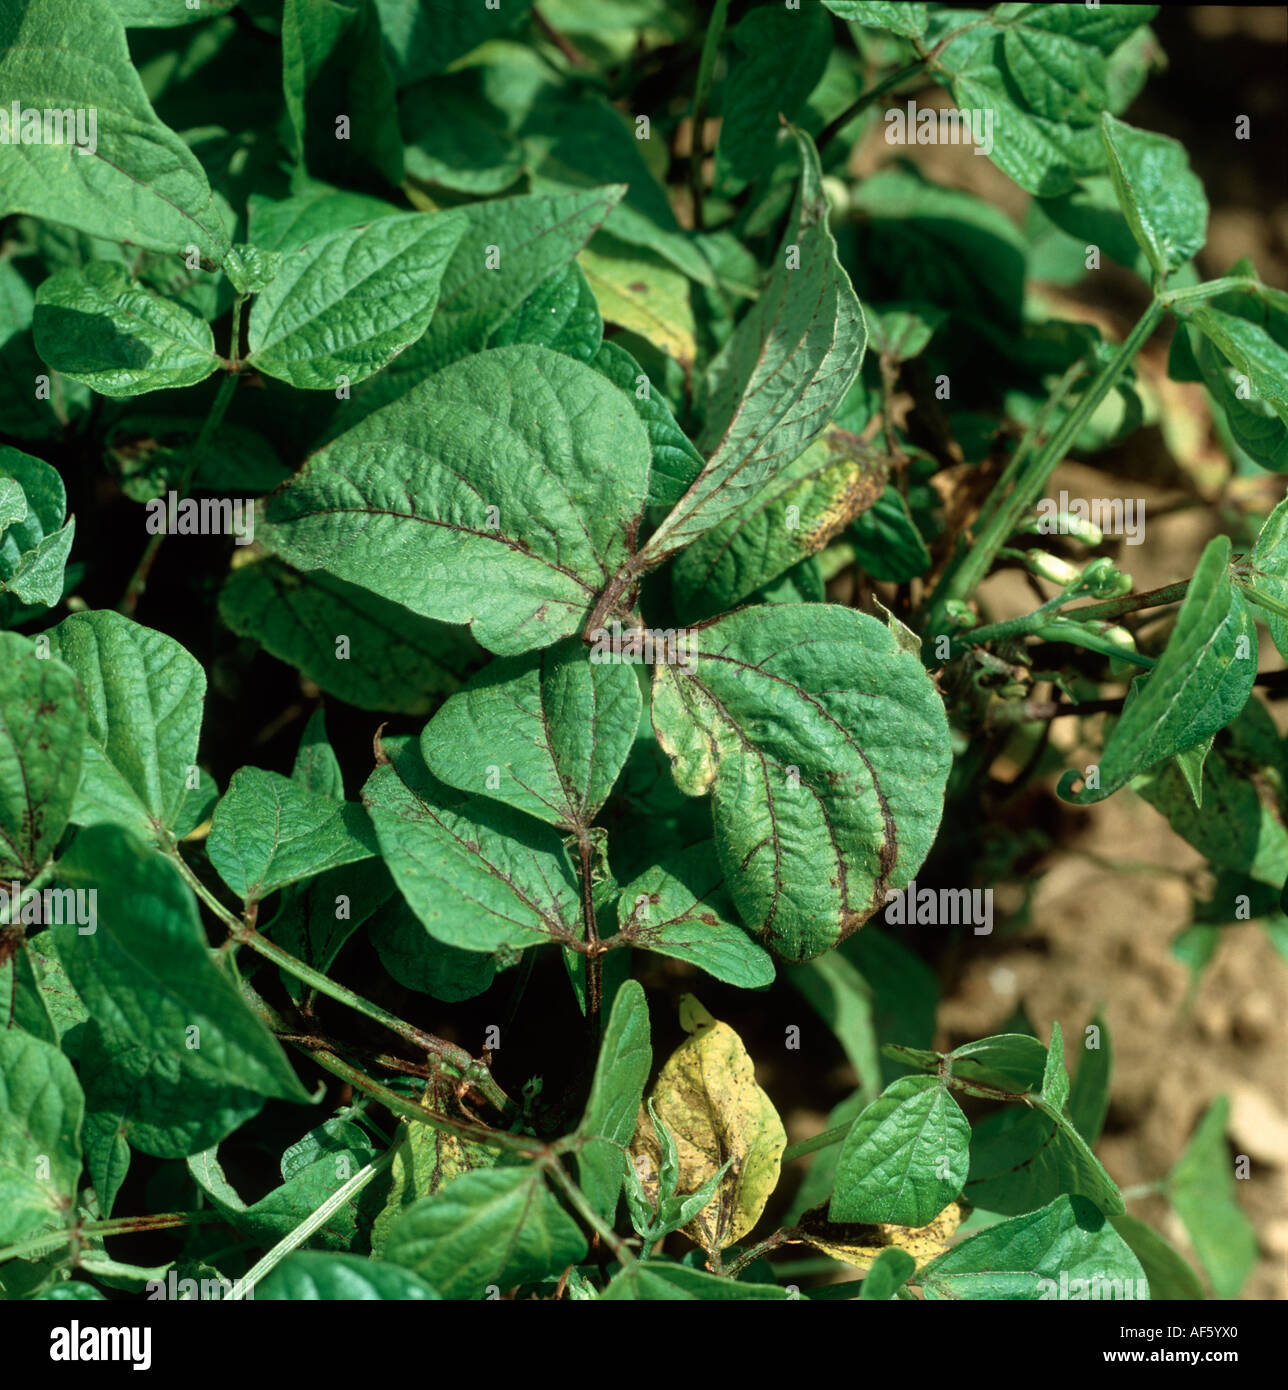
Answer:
651, 604, 952, 963
362, 735, 580, 954
384, 1167, 586, 1299
578, 240, 696, 368
621, 845, 776, 990
262, 345, 651, 657
631, 995, 786, 1255
0, 0, 230, 261
1059, 537, 1257, 804
640, 129, 865, 564
671, 427, 885, 622
422, 638, 640, 831
790, 1199, 966, 1272
0, 631, 84, 880
371, 1121, 498, 1259
246, 212, 465, 389
576, 980, 651, 1219
33, 263, 219, 398
829, 1075, 970, 1227
206, 767, 379, 904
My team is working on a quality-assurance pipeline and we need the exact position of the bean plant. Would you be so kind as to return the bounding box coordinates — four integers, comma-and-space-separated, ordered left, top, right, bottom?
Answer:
0, 0, 1282, 1306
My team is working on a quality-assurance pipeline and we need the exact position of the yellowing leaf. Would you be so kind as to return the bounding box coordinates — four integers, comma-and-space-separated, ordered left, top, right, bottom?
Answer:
578, 240, 696, 367
788, 1199, 968, 1272
631, 994, 786, 1254
370, 1117, 498, 1258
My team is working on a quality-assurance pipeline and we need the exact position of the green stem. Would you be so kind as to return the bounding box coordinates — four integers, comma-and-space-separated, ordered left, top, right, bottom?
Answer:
782, 1121, 852, 1164
970, 359, 1089, 539
225, 1147, 396, 1299
687, 0, 730, 231
544, 1156, 638, 1267
816, 58, 927, 153
925, 298, 1166, 639
167, 844, 242, 931
119, 347, 242, 615
0, 1211, 216, 1265
236, 926, 512, 1115
722, 1229, 788, 1279
1060, 579, 1191, 626
1159, 276, 1260, 309
291, 1042, 538, 1153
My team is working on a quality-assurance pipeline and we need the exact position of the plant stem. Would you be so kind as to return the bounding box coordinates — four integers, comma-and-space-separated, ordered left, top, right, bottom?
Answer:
781, 1121, 852, 1164
0, 1211, 217, 1265
119, 347, 241, 616
166, 843, 243, 931
225, 1147, 396, 1299
1159, 276, 1260, 309
532, 5, 587, 67
543, 1156, 638, 1267
1058, 579, 1191, 626
816, 59, 926, 153
925, 298, 1166, 638
722, 1228, 788, 1279
687, 0, 730, 231
290, 1041, 539, 1153
577, 832, 603, 1040
234, 924, 512, 1115
969, 358, 1089, 539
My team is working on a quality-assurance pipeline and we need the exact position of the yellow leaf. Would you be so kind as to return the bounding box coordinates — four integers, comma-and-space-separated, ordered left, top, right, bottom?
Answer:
631, 994, 786, 1254
578, 239, 696, 367
787, 1200, 968, 1272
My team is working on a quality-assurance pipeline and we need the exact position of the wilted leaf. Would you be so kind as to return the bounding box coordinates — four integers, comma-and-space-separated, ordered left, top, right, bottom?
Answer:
631, 995, 785, 1254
